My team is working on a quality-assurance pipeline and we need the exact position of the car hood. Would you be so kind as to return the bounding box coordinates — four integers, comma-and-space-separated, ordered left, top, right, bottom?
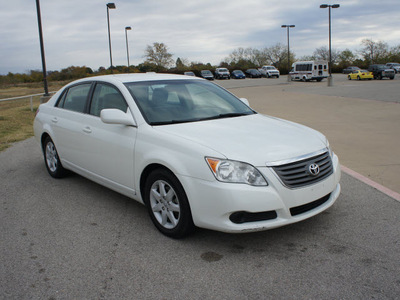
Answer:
155, 114, 327, 166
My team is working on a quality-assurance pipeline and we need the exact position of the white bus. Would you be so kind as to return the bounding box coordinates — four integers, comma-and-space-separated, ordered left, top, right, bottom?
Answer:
290, 60, 329, 82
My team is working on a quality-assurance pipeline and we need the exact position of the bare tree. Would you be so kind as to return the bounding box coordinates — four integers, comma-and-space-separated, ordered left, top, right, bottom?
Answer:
144, 42, 174, 69
313, 46, 339, 64
264, 43, 289, 67
359, 39, 388, 64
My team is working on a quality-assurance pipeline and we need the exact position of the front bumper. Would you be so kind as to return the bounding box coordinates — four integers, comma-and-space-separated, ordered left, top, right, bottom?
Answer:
179, 154, 341, 233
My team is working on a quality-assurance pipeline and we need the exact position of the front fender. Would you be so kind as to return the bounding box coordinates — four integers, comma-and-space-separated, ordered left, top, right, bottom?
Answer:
134, 126, 223, 197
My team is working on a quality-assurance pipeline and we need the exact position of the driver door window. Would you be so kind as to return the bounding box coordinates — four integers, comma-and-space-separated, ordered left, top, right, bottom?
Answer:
90, 83, 128, 117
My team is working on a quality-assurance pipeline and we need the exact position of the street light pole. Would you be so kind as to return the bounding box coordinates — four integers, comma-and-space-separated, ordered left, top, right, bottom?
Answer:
320, 4, 340, 86
106, 3, 116, 73
281, 25, 295, 82
35, 0, 49, 97
125, 26, 132, 68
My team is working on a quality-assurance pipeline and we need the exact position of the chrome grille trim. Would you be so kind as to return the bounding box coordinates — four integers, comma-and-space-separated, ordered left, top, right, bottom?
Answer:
266, 148, 328, 167
271, 151, 333, 188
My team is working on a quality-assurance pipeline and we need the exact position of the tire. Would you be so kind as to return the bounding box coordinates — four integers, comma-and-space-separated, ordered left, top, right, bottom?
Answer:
43, 136, 67, 178
144, 168, 195, 238
390, 77, 394, 80
348, 76, 351, 80
357, 76, 361, 81
378, 74, 383, 80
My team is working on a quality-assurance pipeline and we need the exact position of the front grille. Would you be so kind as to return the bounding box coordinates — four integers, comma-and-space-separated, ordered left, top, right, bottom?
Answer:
272, 151, 333, 188
290, 193, 331, 216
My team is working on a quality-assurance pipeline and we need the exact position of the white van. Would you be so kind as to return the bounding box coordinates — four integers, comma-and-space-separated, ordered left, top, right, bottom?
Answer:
290, 60, 328, 82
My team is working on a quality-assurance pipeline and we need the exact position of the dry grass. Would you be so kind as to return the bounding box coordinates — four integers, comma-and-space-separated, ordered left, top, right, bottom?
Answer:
0, 81, 67, 99
0, 82, 67, 152
0, 99, 39, 151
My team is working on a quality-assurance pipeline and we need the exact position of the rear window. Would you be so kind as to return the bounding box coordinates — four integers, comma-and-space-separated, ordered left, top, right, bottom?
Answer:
57, 83, 91, 113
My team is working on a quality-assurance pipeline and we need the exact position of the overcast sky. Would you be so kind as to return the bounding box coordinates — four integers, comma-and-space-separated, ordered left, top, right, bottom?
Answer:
1, 0, 399, 75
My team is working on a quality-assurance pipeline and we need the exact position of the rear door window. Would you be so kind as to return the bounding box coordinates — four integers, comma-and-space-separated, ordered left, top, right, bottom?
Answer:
57, 84, 91, 113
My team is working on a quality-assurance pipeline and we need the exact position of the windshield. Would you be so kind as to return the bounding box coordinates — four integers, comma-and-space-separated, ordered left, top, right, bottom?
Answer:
201, 70, 212, 75
218, 68, 228, 72
125, 80, 255, 125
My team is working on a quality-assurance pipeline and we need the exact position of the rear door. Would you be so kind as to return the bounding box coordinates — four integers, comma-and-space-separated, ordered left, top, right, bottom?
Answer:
51, 83, 92, 166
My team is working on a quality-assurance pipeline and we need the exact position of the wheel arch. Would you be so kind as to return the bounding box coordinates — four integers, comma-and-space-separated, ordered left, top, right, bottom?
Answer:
40, 132, 51, 152
139, 163, 176, 203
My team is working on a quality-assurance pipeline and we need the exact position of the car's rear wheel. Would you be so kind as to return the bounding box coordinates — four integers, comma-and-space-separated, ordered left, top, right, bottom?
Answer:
357, 76, 361, 80
144, 168, 195, 238
43, 136, 67, 178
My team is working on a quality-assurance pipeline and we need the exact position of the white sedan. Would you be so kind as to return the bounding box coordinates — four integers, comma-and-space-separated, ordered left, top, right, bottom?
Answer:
34, 73, 341, 238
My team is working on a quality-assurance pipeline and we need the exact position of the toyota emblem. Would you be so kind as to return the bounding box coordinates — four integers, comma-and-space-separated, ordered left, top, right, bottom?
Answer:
308, 163, 320, 176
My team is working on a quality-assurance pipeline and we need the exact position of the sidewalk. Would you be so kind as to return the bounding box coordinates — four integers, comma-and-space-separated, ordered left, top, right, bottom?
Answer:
229, 85, 400, 195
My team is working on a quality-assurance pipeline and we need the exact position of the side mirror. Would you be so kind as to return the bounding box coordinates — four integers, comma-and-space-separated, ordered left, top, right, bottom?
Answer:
239, 98, 250, 106
100, 109, 136, 126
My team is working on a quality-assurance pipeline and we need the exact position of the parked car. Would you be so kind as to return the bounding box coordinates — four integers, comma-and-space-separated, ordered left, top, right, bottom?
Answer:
385, 62, 400, 74
184, 71, 195, 76
34, 74, 341, 238
245, 69, 262, 78
342, 66, 360, 74
368, 64, 395, 80
347, 70, 373, 80
258, 66, 280, 78
214, 68, 230, 79
200, 70, 214, 80
231, 70, 246, 79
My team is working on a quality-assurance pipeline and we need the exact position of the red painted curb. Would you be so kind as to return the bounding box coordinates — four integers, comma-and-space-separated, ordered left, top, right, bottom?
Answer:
341, 165, 400, 202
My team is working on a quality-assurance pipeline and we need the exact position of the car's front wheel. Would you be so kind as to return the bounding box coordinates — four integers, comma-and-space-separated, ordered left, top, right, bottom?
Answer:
43, 136, 67, 178
348, 75, 351, 80
144, 168, 195, 238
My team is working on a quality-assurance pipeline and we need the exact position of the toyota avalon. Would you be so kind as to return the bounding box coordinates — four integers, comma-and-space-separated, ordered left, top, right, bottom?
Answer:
34, 74, 341, 238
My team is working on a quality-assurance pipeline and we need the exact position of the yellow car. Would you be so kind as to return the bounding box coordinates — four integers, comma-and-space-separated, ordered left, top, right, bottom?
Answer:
348, 69, 373, 80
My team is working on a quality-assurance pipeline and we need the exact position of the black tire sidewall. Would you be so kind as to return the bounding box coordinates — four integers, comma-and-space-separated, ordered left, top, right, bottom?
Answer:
144, 169, 195, 238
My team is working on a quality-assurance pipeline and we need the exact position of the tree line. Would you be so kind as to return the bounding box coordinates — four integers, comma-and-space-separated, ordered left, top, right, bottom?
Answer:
1, 39, 399, 86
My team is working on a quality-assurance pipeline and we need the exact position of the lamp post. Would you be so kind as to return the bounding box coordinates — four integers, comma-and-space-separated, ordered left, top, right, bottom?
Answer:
320, 4, 340, 86
106, 3, 116, 73
35, 0, 49, 97
281, 24, 295, 82
125, 26, 132, 67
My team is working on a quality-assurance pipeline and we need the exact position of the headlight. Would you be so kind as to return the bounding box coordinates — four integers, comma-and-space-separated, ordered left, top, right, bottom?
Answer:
206, 157, 268, 186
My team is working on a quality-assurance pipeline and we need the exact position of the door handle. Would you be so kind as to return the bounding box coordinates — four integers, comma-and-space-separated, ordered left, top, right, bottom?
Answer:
82, 126, 92, 134
51, 117, 58, 123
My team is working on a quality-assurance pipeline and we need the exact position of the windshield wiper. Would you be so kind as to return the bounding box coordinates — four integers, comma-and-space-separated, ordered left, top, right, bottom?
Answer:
150, 118, 202, 126
202, 112, 255, 121
150, 112, 255, 125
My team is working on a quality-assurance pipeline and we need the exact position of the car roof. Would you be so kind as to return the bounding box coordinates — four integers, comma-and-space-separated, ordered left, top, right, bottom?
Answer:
69, 73, 204, 85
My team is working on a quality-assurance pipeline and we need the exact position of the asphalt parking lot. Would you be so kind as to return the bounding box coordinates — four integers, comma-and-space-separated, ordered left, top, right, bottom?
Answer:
1, 74, 400, 299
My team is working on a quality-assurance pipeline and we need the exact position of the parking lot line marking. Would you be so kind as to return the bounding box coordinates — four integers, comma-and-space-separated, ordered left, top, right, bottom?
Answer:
341, 165, 400, 203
